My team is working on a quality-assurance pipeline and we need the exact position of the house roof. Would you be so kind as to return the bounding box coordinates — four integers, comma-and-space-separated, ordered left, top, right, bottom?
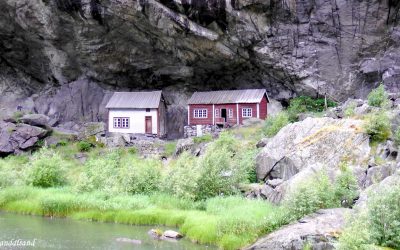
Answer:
106, 91, 162, 109
187, 89, 269, 105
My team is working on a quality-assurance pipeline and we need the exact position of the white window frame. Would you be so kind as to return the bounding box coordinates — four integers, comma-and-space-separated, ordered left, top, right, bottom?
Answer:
215, 109, 219, 118
194, 109, 207, 118
228, 109, 233, 118
242, 108, 252, 118
113, 117, 130, 129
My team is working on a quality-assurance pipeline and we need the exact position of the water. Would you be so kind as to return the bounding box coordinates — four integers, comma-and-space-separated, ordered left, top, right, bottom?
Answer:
0, 212, 215, 250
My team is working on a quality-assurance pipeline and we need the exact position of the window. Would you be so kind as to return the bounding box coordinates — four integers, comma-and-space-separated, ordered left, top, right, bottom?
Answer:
113, 117, 130, 128
242, 108, 252, 118
194, 109, 207, 118
146, 108, 150, 112
215, 109, 219, 118
228, 109, 233, 118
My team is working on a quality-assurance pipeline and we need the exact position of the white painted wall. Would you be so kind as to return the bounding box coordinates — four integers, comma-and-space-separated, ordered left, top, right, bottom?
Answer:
108, 108, 158, 134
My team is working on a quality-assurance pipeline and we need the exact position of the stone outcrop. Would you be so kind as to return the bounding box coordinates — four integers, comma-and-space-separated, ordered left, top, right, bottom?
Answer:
0, 0, 400, 137
0, 121, 49, 155
255, 117, 371, 203
246, 208, 350, 250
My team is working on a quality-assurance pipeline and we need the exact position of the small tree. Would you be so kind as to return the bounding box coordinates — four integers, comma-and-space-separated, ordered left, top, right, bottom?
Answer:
367, 84, 389, 108
363, 112, 392, 143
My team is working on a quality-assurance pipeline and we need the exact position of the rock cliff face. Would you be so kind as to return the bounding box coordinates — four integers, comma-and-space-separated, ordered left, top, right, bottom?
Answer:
1, 0, 399, 136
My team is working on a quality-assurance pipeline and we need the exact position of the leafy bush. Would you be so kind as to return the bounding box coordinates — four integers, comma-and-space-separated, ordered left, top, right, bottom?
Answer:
363, 112, 392, 143
367, 186, 400, 248
367, 84, 389, 108
283, 171, 336, 219
119, 158, 161, 194
163, 152, 200, 200
287, 96, 337, 122
263, 111, 290, 137
339, 185, 400, 249
193, 134, 213, 144
77, 141, 92, 152
283, 166, 358, 220
333, 163, 359, 207
0, 156, 29, 188
26, 149, 67, 188
77, 150, 161, 195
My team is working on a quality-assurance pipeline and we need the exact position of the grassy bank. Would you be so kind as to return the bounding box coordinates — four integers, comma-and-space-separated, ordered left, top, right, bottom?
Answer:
0, 186, 289, 249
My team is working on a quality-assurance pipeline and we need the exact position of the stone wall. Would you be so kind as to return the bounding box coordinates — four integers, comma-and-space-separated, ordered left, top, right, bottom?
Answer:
184, 125, 222, 138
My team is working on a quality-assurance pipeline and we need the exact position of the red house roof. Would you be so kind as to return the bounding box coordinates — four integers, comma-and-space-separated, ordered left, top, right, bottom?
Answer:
187, 89, 269, 105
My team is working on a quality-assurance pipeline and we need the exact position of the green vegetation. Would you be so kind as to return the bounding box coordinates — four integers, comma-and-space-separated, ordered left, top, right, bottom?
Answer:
77, 140, 92, 152
339, 185, 400, 249
193, 134, 213, 144
363, 112, 392, 143
367, 84, 389, 108
26, 149, 67, 188
263, 111, 290, 137
0, 131, 281, 249
344, 101, 357, 117
0, 187, 290, 249
163, 141, 177, 157
283, 166, 358, 219
287, 96, 337, 122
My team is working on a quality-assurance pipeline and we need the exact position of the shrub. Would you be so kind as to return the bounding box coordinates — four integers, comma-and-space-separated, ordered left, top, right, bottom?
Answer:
0, 156, 29, 188
333, 163, 359, 207
287, 96, 337, 122
367, 84, 389, 108
367, 185, 400, 248
162, 152, 200, 200
283, 170, 336, 220
77, 141, 92, 152
119, 158, 161, 195
193, 134, 213, 144
339, 185, 400, 249
363, 112, 392, 143
263, 111, 290, 137
26, 149, 67, 188
344, 101, 357, 117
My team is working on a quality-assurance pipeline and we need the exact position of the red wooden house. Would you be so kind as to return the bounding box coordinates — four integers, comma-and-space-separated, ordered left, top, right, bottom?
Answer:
187, 89, 269, 126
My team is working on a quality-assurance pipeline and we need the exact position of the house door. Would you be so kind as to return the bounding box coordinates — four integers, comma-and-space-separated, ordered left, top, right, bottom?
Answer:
221, 109, 227, 122
145, 116, 152, 134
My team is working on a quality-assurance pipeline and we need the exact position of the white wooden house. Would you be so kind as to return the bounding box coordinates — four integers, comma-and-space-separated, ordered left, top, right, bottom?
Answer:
105, 91, 167, 137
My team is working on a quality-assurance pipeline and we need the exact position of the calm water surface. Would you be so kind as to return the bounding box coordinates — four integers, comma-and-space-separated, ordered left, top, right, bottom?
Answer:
0, 212, 216, 250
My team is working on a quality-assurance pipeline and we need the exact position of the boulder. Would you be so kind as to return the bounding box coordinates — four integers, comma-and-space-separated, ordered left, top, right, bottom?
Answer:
256, 118, 370, 182
364, 163, 397, 188
356, 171, 400, 209
0, 121, 49, 155
246, 208, 351, 250
242, 118, 263, 127
78, 122, 106, 139
19, 114, 50, 128
162, 230, 183, 239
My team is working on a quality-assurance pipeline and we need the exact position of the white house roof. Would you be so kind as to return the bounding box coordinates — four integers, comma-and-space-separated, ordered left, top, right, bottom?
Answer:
106, 91, 162, 109
187, 89, 269, 104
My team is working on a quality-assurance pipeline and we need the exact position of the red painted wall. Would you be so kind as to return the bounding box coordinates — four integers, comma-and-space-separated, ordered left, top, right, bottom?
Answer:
188, 95, 268, 126
238, 103, 258, 124
259, 95, 268, 120
188, 104, 213, 125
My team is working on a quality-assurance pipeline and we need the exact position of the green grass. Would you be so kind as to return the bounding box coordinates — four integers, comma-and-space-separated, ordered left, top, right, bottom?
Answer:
0, 187, 290, 249
193, 134, 213, 144
163, 141, 177, 157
